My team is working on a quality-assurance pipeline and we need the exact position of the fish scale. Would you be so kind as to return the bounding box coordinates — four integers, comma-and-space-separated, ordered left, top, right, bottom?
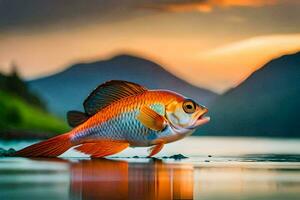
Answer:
74, 102, 166, 146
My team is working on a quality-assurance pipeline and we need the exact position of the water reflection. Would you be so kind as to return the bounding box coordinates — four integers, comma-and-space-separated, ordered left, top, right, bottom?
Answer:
69, 159, 194, 200
1, 155, 300, 200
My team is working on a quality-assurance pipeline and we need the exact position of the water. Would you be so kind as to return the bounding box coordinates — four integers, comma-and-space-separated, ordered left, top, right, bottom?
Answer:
1, 136, 300, 200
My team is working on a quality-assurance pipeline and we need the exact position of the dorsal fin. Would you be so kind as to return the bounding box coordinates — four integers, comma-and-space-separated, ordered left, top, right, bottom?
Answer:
84, 80, 147, 115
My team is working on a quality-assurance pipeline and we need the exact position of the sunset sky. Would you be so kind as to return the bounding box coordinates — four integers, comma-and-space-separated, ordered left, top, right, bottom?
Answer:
0, 0, 300, 93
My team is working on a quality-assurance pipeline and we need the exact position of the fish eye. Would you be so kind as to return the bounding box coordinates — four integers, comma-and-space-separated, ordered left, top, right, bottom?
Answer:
182, 100, 196, 114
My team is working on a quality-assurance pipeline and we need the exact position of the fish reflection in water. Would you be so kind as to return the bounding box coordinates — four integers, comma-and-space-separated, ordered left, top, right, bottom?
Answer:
2, 155, 300, 200
69, 159, 193, 200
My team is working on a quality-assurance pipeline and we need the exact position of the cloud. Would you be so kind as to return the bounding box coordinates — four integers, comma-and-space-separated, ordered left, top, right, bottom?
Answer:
0, 0, 144, 32
0, 0, 298, 32
195, 34, 300, 92
200, 34, 300, 57
144, 0, 291, 13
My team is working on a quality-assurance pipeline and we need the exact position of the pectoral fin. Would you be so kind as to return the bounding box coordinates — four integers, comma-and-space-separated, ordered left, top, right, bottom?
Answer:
137, 106, 166, 131
148, 142, 165, 157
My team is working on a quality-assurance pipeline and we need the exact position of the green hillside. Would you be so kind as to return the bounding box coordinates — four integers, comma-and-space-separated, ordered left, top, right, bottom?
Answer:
0, 90, 70, 137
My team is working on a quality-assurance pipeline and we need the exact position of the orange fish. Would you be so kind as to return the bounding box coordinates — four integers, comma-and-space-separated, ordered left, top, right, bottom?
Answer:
15, 80, 210, 158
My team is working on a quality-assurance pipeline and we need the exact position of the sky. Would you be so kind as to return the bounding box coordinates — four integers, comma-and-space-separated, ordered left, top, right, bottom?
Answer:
0, 0, 300, 93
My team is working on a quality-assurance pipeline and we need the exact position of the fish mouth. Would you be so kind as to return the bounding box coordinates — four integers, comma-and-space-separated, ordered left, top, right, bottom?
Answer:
191, 109, 210, 128
168, 108, 210, 132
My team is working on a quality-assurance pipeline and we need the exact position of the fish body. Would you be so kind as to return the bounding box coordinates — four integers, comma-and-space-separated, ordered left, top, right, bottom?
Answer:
72, 90, 190, 147
15, 80, 209, 158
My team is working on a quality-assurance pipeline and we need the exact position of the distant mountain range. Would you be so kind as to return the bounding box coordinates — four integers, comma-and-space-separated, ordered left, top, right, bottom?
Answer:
195, 51, 300, 137
28, 52, 300, 137
28, 55, 217, 117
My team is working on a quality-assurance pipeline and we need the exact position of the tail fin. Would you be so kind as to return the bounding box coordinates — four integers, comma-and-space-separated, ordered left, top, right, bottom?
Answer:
14, 133, 72, 157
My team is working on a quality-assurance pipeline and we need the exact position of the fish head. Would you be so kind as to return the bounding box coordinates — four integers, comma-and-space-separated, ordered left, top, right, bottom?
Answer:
165, 98, 210, 134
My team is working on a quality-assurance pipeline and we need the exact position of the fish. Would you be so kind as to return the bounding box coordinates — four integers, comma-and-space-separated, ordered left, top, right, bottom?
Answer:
15, 80, 210, 158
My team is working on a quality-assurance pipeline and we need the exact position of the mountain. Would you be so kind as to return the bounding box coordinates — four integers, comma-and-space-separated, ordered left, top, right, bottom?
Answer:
195, 51, 300, 137
28, 55, 217, 117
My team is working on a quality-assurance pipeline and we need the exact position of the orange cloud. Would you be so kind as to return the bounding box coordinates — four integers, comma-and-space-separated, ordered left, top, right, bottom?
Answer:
195, 34, 300, 92
145, 0, 281, 13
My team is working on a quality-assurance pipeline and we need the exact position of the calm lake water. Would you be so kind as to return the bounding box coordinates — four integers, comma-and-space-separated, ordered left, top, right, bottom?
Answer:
1, 136, 300, 200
